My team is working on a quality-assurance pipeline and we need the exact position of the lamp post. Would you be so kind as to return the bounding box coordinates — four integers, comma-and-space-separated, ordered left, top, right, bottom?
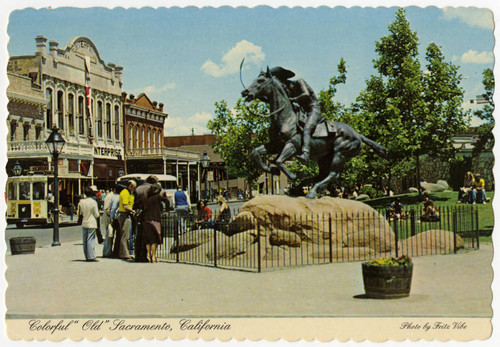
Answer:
45, 126, 66, 247
200, 151, 210, 200
12, 161, 22, 176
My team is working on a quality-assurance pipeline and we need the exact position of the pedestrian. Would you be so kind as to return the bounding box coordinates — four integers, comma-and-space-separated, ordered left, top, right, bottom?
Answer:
118, 180, 137, 260
90, 185, 104, 244
472, 173, 487, 204
102, 185, 116, 257
142, 182, 168, 262
77, 186, 100, 262
135, 175, 168, 262
110, 185, 121, 258
174, 185, 191, 233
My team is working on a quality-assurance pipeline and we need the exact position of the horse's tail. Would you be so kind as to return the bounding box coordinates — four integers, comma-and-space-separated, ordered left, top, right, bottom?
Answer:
360, 135, 388, 159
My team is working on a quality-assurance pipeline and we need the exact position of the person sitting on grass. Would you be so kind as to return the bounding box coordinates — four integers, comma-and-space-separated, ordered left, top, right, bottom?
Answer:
458, 171, 474, 204
421, 194, 440, 222
472, 173, 487, 204
389, 197, 406, 221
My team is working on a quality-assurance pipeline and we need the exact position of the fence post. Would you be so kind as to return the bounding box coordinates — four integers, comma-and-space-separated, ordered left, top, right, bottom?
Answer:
452, 209, 457, 254
175, 215, 180, 263
257, 219, 261, 273
410, 209, 415, 237
329, 213, 333, 263
213, 223, 218, 268
393, 216, 399, 258
475, 207, 480, 249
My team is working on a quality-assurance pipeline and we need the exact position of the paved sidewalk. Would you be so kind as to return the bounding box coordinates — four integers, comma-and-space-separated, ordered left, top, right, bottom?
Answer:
5, 239, 493, 319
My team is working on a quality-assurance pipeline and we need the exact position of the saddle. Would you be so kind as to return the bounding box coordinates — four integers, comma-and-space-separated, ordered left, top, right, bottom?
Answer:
297, 111, 336, 138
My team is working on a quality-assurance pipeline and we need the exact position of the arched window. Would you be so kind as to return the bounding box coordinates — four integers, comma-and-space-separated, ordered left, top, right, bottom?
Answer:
78, 96, 85, 135
152, 129, 156, 148
135, 126, 139, 149
45, 88, 53, 128
146, 128, 150, 148
114, 105, 120, 140
105, 103, 111, 139
68, 93, 74, 135
57, 90, 64, 130
129, 124, 133, 148
141, 127, 145, 148
96, 101, 103, 137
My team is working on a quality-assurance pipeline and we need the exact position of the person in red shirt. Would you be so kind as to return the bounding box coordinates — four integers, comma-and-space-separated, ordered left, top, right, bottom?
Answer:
196, 200, 212, 229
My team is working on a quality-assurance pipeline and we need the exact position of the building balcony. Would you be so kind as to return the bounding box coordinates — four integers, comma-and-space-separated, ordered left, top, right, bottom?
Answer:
126, 147, 199, 161
7, 140, 93, 158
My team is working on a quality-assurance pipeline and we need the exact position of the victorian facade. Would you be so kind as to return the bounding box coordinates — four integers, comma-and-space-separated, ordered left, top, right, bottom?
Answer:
123, 93, 200, 201
7, 35, 125, 198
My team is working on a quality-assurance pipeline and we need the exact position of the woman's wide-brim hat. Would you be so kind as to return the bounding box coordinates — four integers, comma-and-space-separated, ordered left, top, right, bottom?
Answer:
269, 66, 295, 80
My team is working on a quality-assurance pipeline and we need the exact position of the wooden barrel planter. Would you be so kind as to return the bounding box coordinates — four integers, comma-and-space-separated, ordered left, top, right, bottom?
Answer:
10, 237, 36, 255
362, 263, 413, 299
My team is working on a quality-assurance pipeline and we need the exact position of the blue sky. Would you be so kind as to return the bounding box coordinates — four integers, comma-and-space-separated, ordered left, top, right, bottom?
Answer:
6, 5, 495, 136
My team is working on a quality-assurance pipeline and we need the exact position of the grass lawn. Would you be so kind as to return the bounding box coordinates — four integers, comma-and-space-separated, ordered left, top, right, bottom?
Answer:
363, 191, 494, 241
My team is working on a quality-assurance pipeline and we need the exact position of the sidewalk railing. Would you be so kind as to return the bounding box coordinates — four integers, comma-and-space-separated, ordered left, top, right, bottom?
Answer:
157, 206, 479, 272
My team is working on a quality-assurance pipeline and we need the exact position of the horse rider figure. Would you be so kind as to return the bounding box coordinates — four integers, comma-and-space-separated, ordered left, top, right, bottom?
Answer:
270, 66, 323, 163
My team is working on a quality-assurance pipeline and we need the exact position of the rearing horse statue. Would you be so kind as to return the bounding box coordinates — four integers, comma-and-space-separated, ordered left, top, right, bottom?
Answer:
241, 67, 388, 199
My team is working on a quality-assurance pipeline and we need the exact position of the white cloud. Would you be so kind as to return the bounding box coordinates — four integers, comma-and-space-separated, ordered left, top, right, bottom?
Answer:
460, 50, 494, 64
143, 82, 177, 94
442, 8, 493, 30
201, 40, 265, 77
164, 111, 214, 136
128, 82, 177, 97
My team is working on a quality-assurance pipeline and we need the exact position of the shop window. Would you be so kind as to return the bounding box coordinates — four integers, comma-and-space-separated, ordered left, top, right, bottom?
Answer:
33, 182, 45, 200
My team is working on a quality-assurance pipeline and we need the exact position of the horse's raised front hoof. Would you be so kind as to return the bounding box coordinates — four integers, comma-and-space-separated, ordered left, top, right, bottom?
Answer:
305, 190, 317, 199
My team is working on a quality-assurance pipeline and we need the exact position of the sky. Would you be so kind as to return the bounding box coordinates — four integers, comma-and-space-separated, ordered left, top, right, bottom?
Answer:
4, 4, 496, 137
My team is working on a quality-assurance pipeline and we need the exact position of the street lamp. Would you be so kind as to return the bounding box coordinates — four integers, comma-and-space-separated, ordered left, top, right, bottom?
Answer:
45, 126, 66, 247
12, 161, 22, 176
200, 151, 210, 200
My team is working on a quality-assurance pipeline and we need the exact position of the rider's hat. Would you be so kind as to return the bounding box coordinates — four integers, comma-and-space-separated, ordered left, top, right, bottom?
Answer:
269, 66, 295, 81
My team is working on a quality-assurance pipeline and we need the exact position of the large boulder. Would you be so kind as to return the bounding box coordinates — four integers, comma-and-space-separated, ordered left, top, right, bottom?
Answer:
400, 229, 464, 255
236, 195, 395, 250
420, 180, 450, 194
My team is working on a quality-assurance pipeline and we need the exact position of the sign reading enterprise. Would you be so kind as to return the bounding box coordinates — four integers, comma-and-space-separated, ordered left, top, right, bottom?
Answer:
94, 146, 122, 157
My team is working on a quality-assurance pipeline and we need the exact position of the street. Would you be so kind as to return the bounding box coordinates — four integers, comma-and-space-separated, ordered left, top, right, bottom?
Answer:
4, 199, 247, 251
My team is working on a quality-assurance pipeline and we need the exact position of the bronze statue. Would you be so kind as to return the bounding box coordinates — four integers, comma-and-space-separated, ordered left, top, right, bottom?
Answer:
269, 67, 322, 163
242, 66, 387, 199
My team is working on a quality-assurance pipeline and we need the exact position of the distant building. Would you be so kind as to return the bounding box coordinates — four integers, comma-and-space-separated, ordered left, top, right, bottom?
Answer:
164, 134, 289, 199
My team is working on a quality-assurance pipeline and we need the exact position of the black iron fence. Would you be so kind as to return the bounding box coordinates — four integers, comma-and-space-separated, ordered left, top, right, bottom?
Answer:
157, 205, 479, 272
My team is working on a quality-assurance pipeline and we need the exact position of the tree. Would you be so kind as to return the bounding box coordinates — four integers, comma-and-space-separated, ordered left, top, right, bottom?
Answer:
473, 68, 494, 155
355, 8, 468, 191
207, 99, 269, 194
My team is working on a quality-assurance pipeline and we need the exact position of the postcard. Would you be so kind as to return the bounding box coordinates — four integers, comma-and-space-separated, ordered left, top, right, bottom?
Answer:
1, 0, 498, 344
